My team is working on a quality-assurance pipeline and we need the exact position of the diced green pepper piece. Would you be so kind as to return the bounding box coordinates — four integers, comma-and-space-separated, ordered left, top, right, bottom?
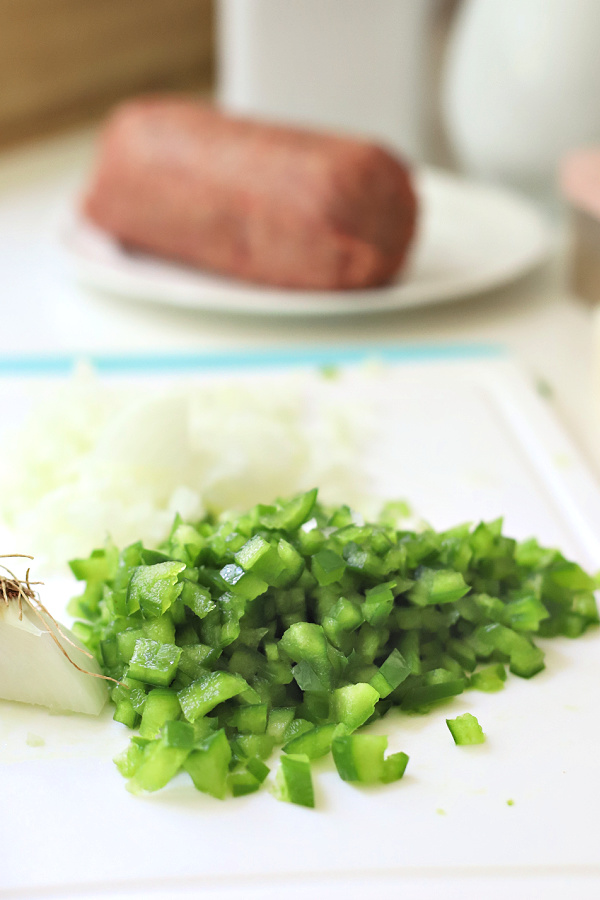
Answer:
235, 535, 303, 588
140, 548, 172, 566
279, 622, 334, 690
128, 562, 185, 618
246, 757, 270, 784
446, 637, 477, 671
291, 660, 329, 692
446, 712, 486, 745
177, 644, 216, 680
113, 696, 138, 728
139, 689, 181, 739
230, 703, 268, 735
282, 718, 314, 743
267, 708, 296, 743
128, 638, 182, 687
127, 721, 194, 793
260, 488, 318, 532
363, 582, 396, 628
274, 539, 305, 587
343, 542, 385, 578
397, 631, 421, 675
381, 751, 409, 784
219, 592, 249, 647
330, 683, 379, 732
192, 718, 219, 743
69, 545, 119, 583
184, 729, 232, 799
312, 549, 346, 586
228, 769, 261, 797
509, 644, 545, 678
111, 677, 147, 714
227, 645, 262, 680
233, 733, 276, 762
116, 628, 143, 664
178, 672, 248, 722
219, 564, 268, 600
108, 542, 145, 616
351, 622, 380, 666
141, 613, 176, 645
573, 591, 600, 624
273, 753, 315, 808
400, 670, 466, 711
322, 597, 363, 649
503, 595, 549, 632
168, 523, 206, 566
299, 691, 330, 723
101, 637, 119, 669
114, 737, 149, 778
369, 648, 411, 698
235, 534, 275, 573
181, 581, 215, 619
332, 733, 388, 783
283, 723, 338, 760
297, 521, 326, 556
470, 663, 507, 693
408, 568, 470, 606
472, 623, 545, 678
546, 560, 597, 592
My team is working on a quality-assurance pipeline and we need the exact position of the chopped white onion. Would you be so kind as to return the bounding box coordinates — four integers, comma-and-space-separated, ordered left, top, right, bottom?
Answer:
0, 366, 374, 570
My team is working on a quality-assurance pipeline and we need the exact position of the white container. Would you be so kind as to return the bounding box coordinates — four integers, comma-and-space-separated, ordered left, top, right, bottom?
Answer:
217, 0, 437, 161
442, 0, 600, 195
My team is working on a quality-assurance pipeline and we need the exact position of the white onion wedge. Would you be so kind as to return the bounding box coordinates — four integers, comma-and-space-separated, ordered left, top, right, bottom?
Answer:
0, 599, 107, 715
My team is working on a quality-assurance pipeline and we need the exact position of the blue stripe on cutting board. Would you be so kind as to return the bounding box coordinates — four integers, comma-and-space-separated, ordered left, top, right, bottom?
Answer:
0, 343, 505, 377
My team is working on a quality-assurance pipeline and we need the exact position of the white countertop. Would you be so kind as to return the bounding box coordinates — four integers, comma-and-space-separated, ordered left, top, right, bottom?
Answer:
1, 127, 599, 481
3, 127, 600, 900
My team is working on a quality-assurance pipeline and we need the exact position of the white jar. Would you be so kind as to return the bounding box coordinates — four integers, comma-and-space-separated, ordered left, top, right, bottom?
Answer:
442, 0, 600, 195
217, 0, 438, 162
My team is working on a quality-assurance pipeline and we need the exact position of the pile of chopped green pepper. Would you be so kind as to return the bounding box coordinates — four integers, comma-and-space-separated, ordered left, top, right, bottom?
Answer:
69, 489, 599, 807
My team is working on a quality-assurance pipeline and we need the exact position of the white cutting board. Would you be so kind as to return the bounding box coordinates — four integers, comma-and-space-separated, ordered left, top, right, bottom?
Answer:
1, 349, 600, 900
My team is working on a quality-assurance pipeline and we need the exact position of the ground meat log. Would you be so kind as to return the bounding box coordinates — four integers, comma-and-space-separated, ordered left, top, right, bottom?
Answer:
83, 97, 418, 291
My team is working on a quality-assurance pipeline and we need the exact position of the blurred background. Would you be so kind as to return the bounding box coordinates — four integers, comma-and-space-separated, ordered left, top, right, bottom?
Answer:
1, 0, 458, 169
2, 0, 600, 471
4, 0, 600, 201
0, 0, 216, 149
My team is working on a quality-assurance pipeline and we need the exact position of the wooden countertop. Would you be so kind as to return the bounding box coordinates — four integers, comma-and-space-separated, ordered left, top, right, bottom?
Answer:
0, 0, 214, 148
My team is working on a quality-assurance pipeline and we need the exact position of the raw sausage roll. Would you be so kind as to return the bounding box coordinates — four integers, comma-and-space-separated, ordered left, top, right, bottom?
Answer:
83, 98, 418, 291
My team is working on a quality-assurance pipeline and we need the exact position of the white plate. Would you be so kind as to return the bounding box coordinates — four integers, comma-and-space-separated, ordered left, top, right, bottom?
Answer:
61, 169, 550, 316
2, 351, 600, 900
